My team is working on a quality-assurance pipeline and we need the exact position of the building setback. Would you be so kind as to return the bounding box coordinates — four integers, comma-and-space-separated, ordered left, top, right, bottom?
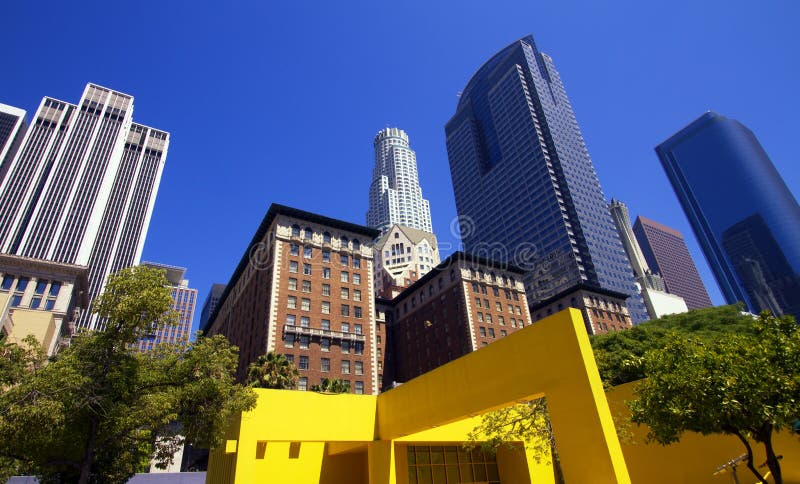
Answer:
204, 204, 381, 394
366, 128, 433, 235
0, 83, 168, 330
445, 35, 648, 324
380, 252, 531, 387
655, 111, 800, 319
632, 215, 712, 311
136, 262, 197, 352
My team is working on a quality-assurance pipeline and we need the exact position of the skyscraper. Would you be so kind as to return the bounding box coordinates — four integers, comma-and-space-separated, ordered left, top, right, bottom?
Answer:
656, 111, 800, 320
136, 262, 196, 352
0, 83, 169, 330
632, 215, 712, 311
609, 200, 688, 319
199, 283, 226, 331
0, 103, 27, 184
366, 128, 433, 235
445, 35, 648, 323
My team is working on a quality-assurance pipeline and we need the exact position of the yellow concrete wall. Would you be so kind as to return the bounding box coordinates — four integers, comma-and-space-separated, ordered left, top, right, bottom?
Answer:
6, 309, 56, 350
607, 383, 800, 484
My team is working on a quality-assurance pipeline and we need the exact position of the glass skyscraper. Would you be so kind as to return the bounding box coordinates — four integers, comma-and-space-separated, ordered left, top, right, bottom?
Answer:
367, 127, 433, 235
445, 35, 648, 323
656, 111, 800, 320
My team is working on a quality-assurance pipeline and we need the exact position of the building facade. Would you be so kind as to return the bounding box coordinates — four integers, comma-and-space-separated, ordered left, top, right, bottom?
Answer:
609, 199, 687, 319
199, 283, 226, 331
445, 35, 647, 324
0, 83, 168, 331
381, 252, 531, 386
530, 284, 632, 335
204, 204, 381, 395
135, 262, 196, 352
0, 253, 89, 356
632, 215, 712, 311
373, 224, 440, 299
0, 103, 27, 185
366, 128, 433, 235
655, 111, 800, 319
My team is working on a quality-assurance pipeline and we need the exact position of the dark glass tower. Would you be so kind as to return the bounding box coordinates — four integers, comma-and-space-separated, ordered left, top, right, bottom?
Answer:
445, 35, 648, 323
656, 111, 800, 320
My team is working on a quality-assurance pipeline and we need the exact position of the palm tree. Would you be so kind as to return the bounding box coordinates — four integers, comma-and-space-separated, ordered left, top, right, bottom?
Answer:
246, 352, 299, 389
310, 378, 350, 394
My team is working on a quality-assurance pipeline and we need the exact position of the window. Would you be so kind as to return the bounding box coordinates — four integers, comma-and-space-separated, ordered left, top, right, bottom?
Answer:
288, 278, 298, 291
353, 290, 361, 301
341, 305, 350, 317
353, 273, 361, 284
285, 334, 295, 347
289, 261, 298, 273
495, 302, 502, 311
355, 361, 363, 375
341, 271, 349, 283
493, 287, 500, 297
352, 240, 360, 251
321, 319, 331, 331
304, 228, 313, 240
322, 283, 330, 296
354, 306, 362, 318
297, 377, 308, 391
341, 236, 349, 248
322, 250, 331, 263
480, 285, 487, 295
303, 263, 312, 275
290, 243, 299, 256
0, 275, 13, 292
286, 314, 296, 325
377, 348, 382, 358
475, 298, 481, 308
341, 287, 349, 299
16, 277, 29, 292
340, 254, 349, 266
34, 280, 47, 295
477, 312, 484, 322
30, 297, 42, 309
472, 282, 479, 292
353, 258, 361, 269
479, 327, 487, 337
301, 280, 311, 292
501, 330, 507, 337
291, 225, 301, 237
321, 358, 330, 372
322, 268, 331, 279
354, 342, 364, 355
355, 381, 364, 394
515, 306, 522, 315
341, 323, 350, 333
486, 314, 493, 324
322, 301, 330, 314
508, 304, 514, 313
488, 328, 495, 338
341, 360, 351, 374
323, 232, 332, 244
510, 318, 517, 328
301, 298, 311, 311
287, 296, 297, 309
354, 324, 362, 335
513, 292, 519, 301
300, 316, 310, 327
299, 356, 309, 369
341, 341, 350, 354
321, 338, 330, 351
299, 336, 309, 349
286, 354, 294, 364
484, 299, 489, 308
498, 316, 505, 326
376, 335, 381, 344
10, 295, 22, 307
303, 246, 313, 258
44, 298, 56, 311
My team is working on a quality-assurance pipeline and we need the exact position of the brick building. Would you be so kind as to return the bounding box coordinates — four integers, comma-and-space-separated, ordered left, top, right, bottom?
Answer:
203, 204, 381, 395
529, 284, 632, 335
381, 252, 532, 387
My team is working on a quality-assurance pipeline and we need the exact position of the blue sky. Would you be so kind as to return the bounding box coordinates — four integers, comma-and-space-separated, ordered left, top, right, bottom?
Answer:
2, 1, 798, 333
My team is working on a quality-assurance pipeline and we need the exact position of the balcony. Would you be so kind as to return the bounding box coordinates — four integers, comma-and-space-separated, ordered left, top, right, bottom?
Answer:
283, 324, 366, 342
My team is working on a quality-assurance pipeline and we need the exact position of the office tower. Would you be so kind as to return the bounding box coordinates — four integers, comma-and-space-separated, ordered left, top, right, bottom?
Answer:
633, 216, 713, 311
379, 252, 530, 387
0, 103, 27, 184
0, 83, 169, 330
199, 283, 226, 331
656, 111, 800, 320
373, 224, 440, 299
445, 35, 647, 324
0, 254, 88, 356
609, 200, 688, 319
204, 204, 381, 394
366, 127, 433, 235
136, 262, 196, 352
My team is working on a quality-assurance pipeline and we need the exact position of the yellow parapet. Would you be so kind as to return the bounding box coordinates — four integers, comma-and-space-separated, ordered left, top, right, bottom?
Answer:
207, 308, 631, 484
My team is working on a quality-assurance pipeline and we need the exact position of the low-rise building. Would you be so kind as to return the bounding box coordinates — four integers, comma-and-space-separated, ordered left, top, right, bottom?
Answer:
530, 284, 632, 334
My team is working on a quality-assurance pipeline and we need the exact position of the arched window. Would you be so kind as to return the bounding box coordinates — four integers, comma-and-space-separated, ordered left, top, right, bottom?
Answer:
323, 232, 332, 244
291, 224, 300, 237
304, 227, 313, 240
341, 236, 349, 248
352, 239, 360, 251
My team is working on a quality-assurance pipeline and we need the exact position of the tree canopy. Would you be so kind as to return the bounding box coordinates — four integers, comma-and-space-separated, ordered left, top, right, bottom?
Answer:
310, 378, 350, 394
628, 312, 799, 484
246, 351, 299, 389
0, 266, 256, 484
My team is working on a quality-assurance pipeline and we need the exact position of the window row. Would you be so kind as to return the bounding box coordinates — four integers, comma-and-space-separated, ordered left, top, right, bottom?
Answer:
475, 312, 524, 327
288, 355, 366, 375
289, 225, 362, 251
284, 335, 365, 354
294, 376, 364, 394
289, 244, 362, 268
285, 316, 364, 334
287, 262, 362, 283
471, 282, 520, 300
286, 298, 364, 317
478, 326, 508, 339
287, 279, 363, 300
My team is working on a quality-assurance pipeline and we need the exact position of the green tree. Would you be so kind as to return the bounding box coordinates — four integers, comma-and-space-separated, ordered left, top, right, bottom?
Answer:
310, 378, 350, 393
628, 313, 800, 484
246, 351, 299, 389
0, 266, 257, 484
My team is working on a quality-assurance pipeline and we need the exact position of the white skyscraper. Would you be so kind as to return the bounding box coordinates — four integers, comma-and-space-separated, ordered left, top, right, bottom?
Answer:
0, 83, 168, 330
0, 103, 27, 185
366, 127, 433, 235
